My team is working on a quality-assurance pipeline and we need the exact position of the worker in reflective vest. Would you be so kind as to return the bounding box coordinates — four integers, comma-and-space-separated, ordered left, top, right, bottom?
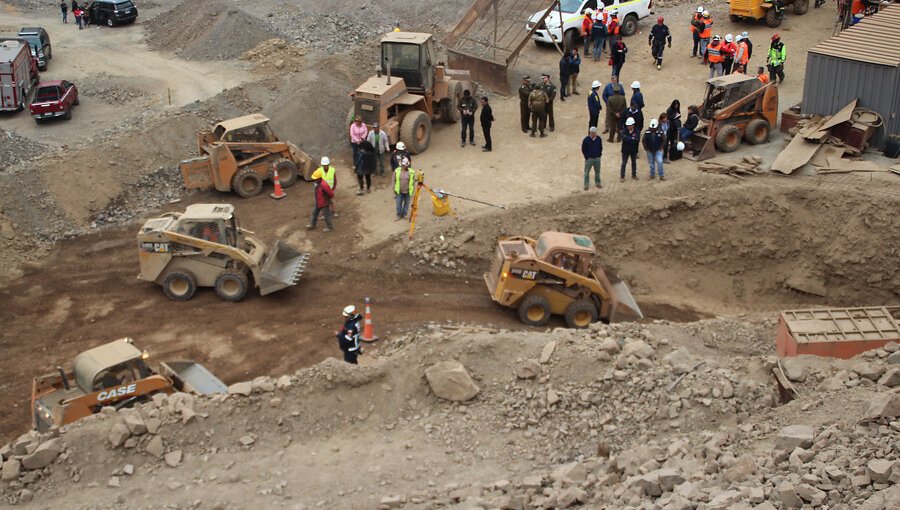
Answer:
766, 33, 787, 84
734, 34, 750, 74
698, 11, 712, 60
705, 35, 724, 78
721, 34, 736, 74
607, 12, 620, 54
316, 156, 338, 218
581, 9, 593, 55
690, 6, 703, 57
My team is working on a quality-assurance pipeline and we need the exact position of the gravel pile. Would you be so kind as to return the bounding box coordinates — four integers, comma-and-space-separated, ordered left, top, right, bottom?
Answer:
0, 129, 47, 171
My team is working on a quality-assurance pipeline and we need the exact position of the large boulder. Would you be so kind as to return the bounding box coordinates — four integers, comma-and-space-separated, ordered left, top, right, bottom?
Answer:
21, 439, 62, 470
425, 361, 480, 402
662, 348, 695, 375
775, 425, 815, 452
863, 392, 900, 421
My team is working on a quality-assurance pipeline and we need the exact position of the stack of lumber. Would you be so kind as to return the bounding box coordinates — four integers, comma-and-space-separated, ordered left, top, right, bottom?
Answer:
771, 100, 858, 175
698, 156, 764, 179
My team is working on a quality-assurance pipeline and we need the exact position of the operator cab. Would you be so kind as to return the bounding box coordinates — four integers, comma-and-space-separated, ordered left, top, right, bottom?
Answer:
211, 114, 278, 143
701, 74, 762, 118
535, 232, 596, 276
177, 204, 240, 247
380, 32, 435, 94
72, 338, 150, 394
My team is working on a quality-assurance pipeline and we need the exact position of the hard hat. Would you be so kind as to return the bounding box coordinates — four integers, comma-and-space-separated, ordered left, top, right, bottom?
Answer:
631, 81, 640, 89
676, 141, 685, 151
772, 33, 780, 41
649, 119, 659, 128
609, 10, 618, 16
591, 80, 601, 88
725, 34, 733, 43
712, 35, 721, 41
702, 10, 710, 16
735, 34, 743, 42
311, 169, 323, 180
342, 305, 356, 317
584, 8, 593, 14
657, 16, 664, 24
589, 126, 598, 133
741, 31, 749, 39
401, 157, 410, 166
320, 156, 330, 166
625, 117, 635, 126
396, 142, 405, 150
697, 6, 704, 13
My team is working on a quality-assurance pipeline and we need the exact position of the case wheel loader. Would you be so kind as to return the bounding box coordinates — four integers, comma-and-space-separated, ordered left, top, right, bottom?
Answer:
349, 32, 475, 155
484, 232, 643, 329
684, 74, 778, 162
137, 204, 309, 302
179, 114, 314, 198
32, 338, 225, 432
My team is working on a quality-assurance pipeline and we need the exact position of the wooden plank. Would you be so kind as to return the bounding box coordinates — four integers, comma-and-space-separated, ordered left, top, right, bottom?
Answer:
810, 145, 845, 167
818, 99, 858, 132
771, 136, 821, 174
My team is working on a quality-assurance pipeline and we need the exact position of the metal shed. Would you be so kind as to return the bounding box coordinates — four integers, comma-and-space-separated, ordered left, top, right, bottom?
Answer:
802, 5, 899, 149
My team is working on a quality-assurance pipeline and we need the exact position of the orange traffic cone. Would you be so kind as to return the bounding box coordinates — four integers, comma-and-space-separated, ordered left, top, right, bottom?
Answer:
360, 297, 379, 342
270, 164, 286, 200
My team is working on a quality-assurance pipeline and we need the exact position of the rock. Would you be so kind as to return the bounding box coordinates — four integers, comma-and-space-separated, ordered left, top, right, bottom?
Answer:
108, 476, 121, 488
124, 414, 147, 436
621, 340, 654, 359
598, 337, 620, 354
796, 483, 826, 505
867, 459, 894, 484
227, 381, 253, 396
1, 459, 21, 481
515, 359, 541, 379
540, 341, 557, 363
521, 475, 543, 489
276, 375, 293, 389
754, 502, 777, 510
780, 358, 807, 382
723, 455, 756, 483
424, 361, 480, 402
655, 468, 685, 492
21, 438, 62, 470
123, 464, 134, 476
556, 487, 587, 507
721, 380, 734, 398
662, 347, 695, 375
379, 495, 404, 508
181, 407, 197, 425
777, 481, 804, 509
18, 489, 34, 503
546, 388, 561, 406
863, 393, 900, 420
775, 425, 815, 452
887, 351, 900, 364
551, 462, 587, 484
146, 436, 164, 458
251, 376, 275, 393
164, 449, 182, 467
626, 472, 662, 497
706, 490, 743, 510
239, 435, 256, 446
857, 485, 900, 510
108, 423, 131, 448
852, 361, 886, 381
878, 368, 900, 387
146, 417, 161, 435
616, 445, 662, 476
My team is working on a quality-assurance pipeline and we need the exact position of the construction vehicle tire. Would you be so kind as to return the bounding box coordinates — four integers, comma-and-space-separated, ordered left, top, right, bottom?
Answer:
400, 110, 432, 155
163, 270, 197, 301
793, 0, 809, 14
271, 159, 299, 188
440, 80, 462, 123
764, 8, 782, 27
231, 168, 264, 198
730, 15, 740, 22
620, 14, 639, 37
214, 270, 249, 302
563, 29, 579, 53
714, 125, 742, 153
564, 299, 598, 329
744, 119, 771, 145
518, 294, 551, 327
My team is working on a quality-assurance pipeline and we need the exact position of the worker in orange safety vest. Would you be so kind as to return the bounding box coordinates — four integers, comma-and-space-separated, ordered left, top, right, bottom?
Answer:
690, 6, 704, 57
581, 9, 594, 55
704, 35, 724, 78
698, 11, 713, 61
607, 11, 620, 54
735, 34, 750, 73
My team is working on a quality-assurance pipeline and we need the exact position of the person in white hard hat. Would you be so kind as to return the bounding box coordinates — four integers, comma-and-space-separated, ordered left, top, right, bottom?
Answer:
314, 156, 339, 219
336, 305, 363, 364
581, 8, 594, 55
588, 80, 603, 130
630, 80, 644, 112
690, 6, 705, 58
620, 116, 639, 182
306, 167, 334, 232
642, 117, 667, 181
721, 34, 736, 75
390, 141, 411, 172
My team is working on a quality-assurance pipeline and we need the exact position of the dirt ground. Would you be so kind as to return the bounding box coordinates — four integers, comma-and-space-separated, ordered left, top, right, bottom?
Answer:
0, 0, 898, 492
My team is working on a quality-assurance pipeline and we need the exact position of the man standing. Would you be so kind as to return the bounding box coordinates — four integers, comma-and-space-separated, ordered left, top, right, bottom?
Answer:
540, 74, 558, 132
591, 14, 607, 61
630, 81, 644, 115
316, 156, 338, 218
581, 9, 594, 55
649, 16, 671, 70
606, 86, 627, 142
366, 122, 390, 176
582, 126, 603, 190
611, 36, 628, 81
741, 31, 753, 60
60, 1, 68, 23
74, 5, 83, 29
624, 98, 643, 135
568, 48, 581, 96
336, 305, 362, 365
690, 6, 703, 57
642, 118, 666, 181
306, 169, 334, 232
458, 89, 477, 147
558, 53, 571, 102
607, 12, 620, 54
767, 34, 786, 84
528, 85, 549, 138
705, 35, 724, 78
588, 80, 603, 130
480, 96, 494, 152
735, 34, 750, 76
393, 158, 416, 219
620, 117, 639, 182
698, 11, 713, 61
349, 115, 368, 167
518, 76, 533, 133
721, 34, 736, 74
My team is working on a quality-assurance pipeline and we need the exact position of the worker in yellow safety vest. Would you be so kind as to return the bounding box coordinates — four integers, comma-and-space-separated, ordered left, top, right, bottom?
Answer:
316, 156, 339, 218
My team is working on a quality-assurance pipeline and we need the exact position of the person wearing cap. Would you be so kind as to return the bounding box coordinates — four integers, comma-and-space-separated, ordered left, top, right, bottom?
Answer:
518, 76, 534, 133
690, 7, 704, 58
767, 34, 786, 84
649, 16, 672, 70
581, 8, 594, 56
591, 12, 608, 61
540, 74, 558, 131
734, 34, 750, 75
348, 115, 368, 169
588, 80, 603, 130
336, 305, 363, 364
393, 158, 416, 220
480, 96, 494, 152
620, 117, 639, 182
607, 12, 620, 54
642, 118, 667, 181
306, 167, 334, 232
458, 89, 478, 147
365, 122, 390, 176
705, 35, 724, 78
581, 126, 604, 190
605, 83, 626, 142
721, 34, 736, 75
528, 83, 549, 137
698, 10, 713, 61
611, 35, 628, 81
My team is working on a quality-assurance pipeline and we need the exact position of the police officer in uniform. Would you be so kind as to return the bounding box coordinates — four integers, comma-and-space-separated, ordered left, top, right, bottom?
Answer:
540, 74, 558, 132
518, 76, 534, 133
528, 85, 549, 137
337, 305, 362, 364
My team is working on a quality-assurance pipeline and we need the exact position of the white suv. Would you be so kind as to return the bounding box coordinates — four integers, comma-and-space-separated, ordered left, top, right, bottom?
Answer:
526, 0, 653, 50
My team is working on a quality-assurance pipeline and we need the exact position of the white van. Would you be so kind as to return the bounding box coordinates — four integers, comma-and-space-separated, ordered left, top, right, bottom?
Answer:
526, 0, 653, 50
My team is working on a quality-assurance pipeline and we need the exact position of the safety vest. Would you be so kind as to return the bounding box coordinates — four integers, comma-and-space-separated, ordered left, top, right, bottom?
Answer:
690, 13, 701, 33
737, 41, 750, 65
699, 18, 712, 39
393, 167, 416, 195
317, 166, 335, 188
608, 18, 619, 35
706, 43, 723, 63
601, 11, 608, 24
582, 15, 592, 36
757, 73, 770, 84
768, 42, 786, 66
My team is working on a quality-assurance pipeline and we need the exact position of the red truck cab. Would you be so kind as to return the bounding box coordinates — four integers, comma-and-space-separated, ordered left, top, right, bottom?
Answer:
29, 80, 78, 123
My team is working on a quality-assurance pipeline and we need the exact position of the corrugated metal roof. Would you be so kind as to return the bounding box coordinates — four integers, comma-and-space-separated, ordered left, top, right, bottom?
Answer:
808, 5, 900, 66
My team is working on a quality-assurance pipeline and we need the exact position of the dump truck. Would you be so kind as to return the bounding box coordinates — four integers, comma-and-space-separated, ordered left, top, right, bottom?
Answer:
179, 114, 314, 198
484, 232, 643, 328
32, 338, 225, 432
137, 203, 309, 301
684, 74, 778, 162
349, 32, 475, 154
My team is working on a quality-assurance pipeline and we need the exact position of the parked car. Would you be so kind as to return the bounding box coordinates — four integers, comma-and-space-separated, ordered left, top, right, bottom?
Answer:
526, 0, 653, 50
0, 39, 39, 112
29, 80, 79, 123
16, 27, 51, 71
88, 0, 139, 27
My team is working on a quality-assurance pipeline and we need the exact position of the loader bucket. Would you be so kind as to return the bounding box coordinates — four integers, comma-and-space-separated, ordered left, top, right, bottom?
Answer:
447, 49, 511, 96
257, 241, 309, 296
608, 281, 644, 323
683, 132, 717, 162
159, 361, 227, 395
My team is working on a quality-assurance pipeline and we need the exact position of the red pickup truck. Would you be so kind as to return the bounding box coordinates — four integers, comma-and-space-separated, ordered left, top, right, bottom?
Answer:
29, 80, 78, 123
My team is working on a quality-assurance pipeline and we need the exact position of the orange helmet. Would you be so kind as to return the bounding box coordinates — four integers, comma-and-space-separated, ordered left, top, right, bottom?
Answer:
657, 16, 664, 24
772, 33, 780, 42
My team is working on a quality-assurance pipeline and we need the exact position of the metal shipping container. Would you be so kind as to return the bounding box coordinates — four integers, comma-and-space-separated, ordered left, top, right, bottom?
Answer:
802, 5, 899, 150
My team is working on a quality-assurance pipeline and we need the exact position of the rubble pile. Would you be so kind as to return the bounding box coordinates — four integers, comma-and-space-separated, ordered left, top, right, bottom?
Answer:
0, 129, 47, 171
406, 227, 478, 271
240, 38, 306, 75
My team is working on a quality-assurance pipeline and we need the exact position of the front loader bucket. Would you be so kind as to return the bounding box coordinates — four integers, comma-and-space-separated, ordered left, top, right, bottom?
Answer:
257, 241, 309, 296
608, 281, 644, 323
683, 132, 717, 162
447, 49, 511, 96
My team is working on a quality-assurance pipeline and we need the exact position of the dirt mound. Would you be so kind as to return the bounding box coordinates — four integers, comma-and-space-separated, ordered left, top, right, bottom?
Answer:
0, 128, 46, 170
145, 0, 278, 60
240, 38, 306, 75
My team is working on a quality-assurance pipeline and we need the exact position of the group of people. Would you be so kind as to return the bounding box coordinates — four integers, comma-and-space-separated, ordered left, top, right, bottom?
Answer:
518, 74, 563, 138
60, 1, 89, 29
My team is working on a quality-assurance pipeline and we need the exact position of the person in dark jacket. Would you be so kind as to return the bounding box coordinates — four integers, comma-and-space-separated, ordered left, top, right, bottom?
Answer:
60, 1, 68, 23
306, 169, 334, 232
558, 53, 571, 102
355, 140, 376, 194
581, 126, 603, 190
649, 16, 672, 69
611, 36, 627, 81
620, 117, 639, 181
623, 99, 643, 134
390, 142, 411, 171
642, 118, 667, 180
518, 76, 534, 133
458, 89, 478, 147
591, 15, 607, 61
587, 80, 603, 130
606, 87, 627, 142
480, 96, 494, 152
680, 105, 700, 141
337, 305, 362, 364
665, 100, 682, 160
568, 48, 581, 96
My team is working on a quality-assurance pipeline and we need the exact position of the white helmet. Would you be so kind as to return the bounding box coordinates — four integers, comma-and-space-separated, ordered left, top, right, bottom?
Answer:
401, 157, 410, 166
676, 141, 685, 151
649, 119, 659, 128
342, 305, 356, 317
584, 8, 593, 14
609, 9, 618, 16
591, 80, 601, 88
631, 81, 640, 89
396, 142, 405, 150
702, 10, 710, 16
725, 34, 733, 43
697, 6, 704, 12
741, 31, 749, 39
320, 156, 330, 166
735, 34, 743, 42
625, 117, 635, 126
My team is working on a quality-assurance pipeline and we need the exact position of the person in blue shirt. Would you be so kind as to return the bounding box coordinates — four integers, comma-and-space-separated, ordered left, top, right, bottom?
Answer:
581, 126, 604, 190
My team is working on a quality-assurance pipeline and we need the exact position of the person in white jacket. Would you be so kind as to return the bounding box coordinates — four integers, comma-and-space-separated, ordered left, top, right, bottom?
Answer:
366, 122, 391, 176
